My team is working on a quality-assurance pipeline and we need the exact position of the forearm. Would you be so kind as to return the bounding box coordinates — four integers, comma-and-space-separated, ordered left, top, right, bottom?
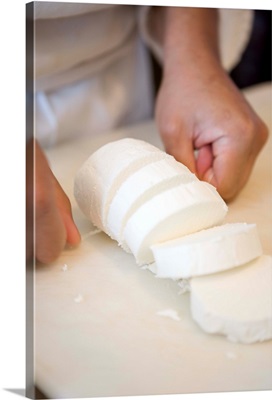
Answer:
152, 7, 268, 201
154, 7, 221, 78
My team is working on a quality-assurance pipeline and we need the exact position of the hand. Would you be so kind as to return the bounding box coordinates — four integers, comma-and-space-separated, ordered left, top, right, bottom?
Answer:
153, 7, 268, 201
26, 139, 81, 264
155, 61, 268, 201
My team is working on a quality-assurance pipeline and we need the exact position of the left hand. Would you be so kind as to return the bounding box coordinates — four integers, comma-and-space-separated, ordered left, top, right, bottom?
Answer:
26, 139, 81, 264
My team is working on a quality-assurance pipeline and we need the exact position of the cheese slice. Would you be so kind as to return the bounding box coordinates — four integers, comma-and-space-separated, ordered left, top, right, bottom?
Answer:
74, 138, 167, 230
123, 181, 228, 265
151, 223, 263, 279
190, 255, 272, 344
106, 157, 197, 242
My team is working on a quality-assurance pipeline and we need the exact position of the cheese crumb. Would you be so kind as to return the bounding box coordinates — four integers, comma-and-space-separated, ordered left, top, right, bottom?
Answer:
156, 309, 180, 321
141, 263, 156, 274
177, 279, 191, 294
82, 229, 102, 241
74, 294, 84, 303
61, 264, 68, 272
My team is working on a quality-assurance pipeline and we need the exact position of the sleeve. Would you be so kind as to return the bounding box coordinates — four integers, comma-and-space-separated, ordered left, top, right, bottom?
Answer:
138, 6, 254, 72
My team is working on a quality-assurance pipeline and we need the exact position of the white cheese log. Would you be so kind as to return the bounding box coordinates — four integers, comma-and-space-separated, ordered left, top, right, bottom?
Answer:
190, 255, 272, 344
151, 223, 263, 279
74, 138, 167, 230
123, 181, 228, 265
106, 157, 197, 243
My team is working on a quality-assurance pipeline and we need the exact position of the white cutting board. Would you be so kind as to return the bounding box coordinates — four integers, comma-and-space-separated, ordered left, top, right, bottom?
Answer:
35, 83, 272, 398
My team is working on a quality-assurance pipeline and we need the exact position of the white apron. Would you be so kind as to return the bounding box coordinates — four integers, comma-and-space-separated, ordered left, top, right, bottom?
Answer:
31, 2, 253, 148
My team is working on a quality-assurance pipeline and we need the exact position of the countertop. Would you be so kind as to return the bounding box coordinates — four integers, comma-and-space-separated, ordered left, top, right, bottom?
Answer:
35, 83, 272, 399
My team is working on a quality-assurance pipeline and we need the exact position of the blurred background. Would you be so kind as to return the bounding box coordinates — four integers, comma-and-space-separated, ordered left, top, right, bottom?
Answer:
230, 10, 271, 88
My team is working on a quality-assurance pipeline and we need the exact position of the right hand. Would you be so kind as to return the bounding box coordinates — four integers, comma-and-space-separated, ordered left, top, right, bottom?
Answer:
154, 7, 268, 201
155, 63, 268, 201
26, 139, 81, 264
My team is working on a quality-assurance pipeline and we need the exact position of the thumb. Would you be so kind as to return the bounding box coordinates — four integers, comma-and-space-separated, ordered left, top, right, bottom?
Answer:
159, 121, 196, 173
196, 144, 214, 180
52, 174, 81, 246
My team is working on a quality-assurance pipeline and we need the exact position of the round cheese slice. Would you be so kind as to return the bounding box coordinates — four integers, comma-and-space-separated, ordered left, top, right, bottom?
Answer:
74, 138, 167, 230
122, 181, 228, 265
190, 255, 272, 344
106, 156, 197, 242
151, 223, 263, 279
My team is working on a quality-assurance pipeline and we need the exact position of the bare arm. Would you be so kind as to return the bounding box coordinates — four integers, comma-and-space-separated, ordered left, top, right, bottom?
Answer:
153, 7, 268, 200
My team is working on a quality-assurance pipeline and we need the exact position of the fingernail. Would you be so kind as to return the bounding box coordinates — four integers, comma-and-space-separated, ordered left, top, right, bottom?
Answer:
207, 170, 215, 184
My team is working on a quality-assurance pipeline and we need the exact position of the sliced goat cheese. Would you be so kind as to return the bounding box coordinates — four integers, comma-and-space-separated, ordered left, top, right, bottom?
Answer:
74, 138, 167, 230
106, 156, 197, 242
190, 255, 272, 344
123, 181, 228, 265
151, 223, 263, 279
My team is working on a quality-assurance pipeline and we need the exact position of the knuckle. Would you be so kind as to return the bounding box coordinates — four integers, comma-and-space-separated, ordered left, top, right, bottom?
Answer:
159, 119, 181, 141
237, 117, 255, 140
233, 115, 268, 151
220, 187, 237, 202
243, 118, 268, 153
258, 120, 269, 146
217, 180, 239, 202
